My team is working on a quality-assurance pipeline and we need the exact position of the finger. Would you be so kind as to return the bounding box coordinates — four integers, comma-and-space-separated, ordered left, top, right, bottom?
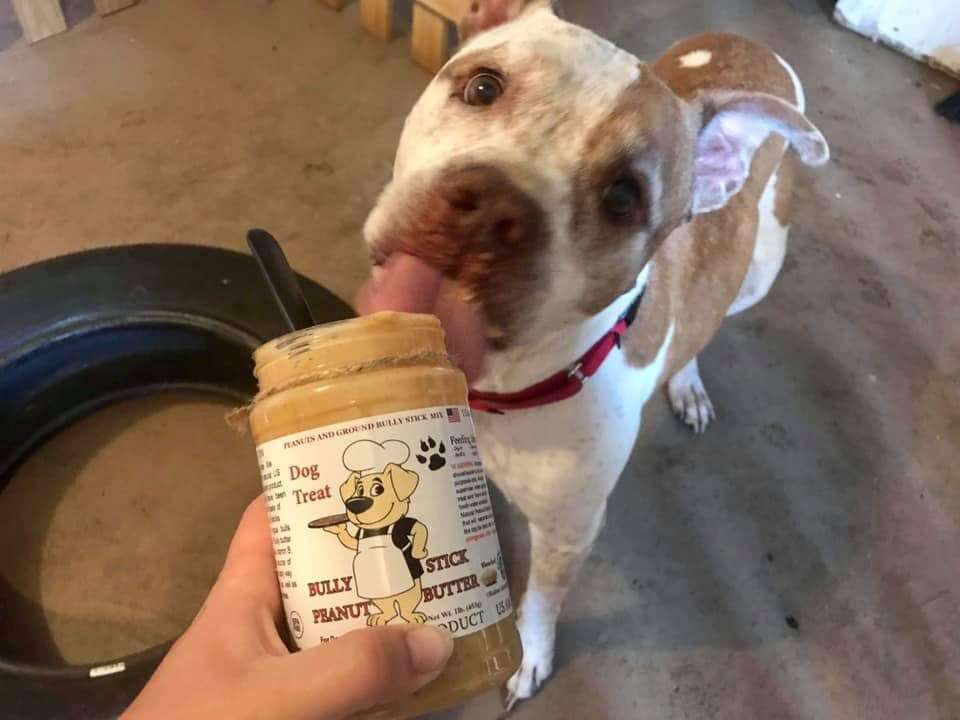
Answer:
172, 497, 285, 664
259, 625, 454, 720
209, 496, 282, 620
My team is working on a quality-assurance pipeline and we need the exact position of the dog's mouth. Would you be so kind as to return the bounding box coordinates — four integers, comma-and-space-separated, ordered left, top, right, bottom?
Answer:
360, 246, 447, 311
362, 162, 550, 360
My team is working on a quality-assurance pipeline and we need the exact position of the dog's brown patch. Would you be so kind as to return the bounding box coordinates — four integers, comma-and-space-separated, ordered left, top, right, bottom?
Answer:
572, 68, 698, 316
655, 32, 796, 103
627, 136, 787, 378
623, 34, 803, 379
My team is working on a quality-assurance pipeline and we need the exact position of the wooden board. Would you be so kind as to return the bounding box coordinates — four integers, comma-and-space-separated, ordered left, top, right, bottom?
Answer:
12, 0, 67, 43
360, 0, 393, 41
320, 0, 351, 9
94, 0, 137, 16
418, 0, 470, 22
412, 2, 448, 73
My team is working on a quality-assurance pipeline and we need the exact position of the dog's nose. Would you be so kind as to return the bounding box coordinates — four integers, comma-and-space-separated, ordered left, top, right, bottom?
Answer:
438, 164, 543, 248
346, 496, 374, 514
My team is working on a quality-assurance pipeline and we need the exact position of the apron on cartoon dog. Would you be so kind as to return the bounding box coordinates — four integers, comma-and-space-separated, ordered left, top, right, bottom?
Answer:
353, 525, 414, 599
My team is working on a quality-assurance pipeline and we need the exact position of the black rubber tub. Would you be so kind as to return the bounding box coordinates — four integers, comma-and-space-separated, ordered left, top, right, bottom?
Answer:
0, 244, 354, 718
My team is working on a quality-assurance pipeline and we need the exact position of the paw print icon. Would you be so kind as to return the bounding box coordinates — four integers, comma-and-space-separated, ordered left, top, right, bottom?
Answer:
417, 437, 446, 471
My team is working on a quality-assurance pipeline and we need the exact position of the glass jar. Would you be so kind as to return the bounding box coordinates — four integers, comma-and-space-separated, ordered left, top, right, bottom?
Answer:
248, 312, 521, 719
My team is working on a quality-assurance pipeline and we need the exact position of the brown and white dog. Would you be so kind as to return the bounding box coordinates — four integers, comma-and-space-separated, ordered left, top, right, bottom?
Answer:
363, 0, 828, 708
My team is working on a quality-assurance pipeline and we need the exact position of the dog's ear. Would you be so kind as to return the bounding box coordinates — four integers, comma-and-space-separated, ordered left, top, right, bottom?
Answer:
340, 471, 361, 502
460, 0, 557, 42
689, 90, 829, 215
384, 463, 420, 502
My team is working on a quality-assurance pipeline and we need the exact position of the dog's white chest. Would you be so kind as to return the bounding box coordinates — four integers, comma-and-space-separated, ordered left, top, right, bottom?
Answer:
474, 322, 674, 531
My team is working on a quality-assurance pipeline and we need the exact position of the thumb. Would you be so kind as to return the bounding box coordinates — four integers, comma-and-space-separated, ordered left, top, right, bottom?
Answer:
260, 625, 454, 720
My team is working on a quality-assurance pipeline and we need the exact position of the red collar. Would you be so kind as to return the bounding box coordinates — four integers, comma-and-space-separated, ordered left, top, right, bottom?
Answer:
468, 291, 644, 414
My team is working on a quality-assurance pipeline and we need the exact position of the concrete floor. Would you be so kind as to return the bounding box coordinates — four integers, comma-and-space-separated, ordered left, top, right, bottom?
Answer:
0, 0, 958, 718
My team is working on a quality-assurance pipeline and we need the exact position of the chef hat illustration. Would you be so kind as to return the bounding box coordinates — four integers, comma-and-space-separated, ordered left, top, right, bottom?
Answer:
342, 439, 411, 475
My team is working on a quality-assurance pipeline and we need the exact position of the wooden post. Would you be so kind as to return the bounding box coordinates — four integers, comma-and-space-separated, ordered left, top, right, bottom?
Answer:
360, 0, 393, 41
411, 2, 448, 73
94, 0, 137, 16
12, 0, 67, 43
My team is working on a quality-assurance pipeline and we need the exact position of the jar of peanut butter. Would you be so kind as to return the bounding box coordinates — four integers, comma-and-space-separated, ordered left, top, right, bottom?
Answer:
248, 312, 521, 719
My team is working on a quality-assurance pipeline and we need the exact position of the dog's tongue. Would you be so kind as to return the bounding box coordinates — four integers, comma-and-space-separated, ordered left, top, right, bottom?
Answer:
356, 252, 486, 382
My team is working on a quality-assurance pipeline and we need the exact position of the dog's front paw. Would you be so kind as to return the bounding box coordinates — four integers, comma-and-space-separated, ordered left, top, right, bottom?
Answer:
502, 622, 555, 713
668, 369, 716, 434
503, 651, 553, 713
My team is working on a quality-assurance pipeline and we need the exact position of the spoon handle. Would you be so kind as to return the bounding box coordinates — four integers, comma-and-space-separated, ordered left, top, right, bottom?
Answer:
247, 228, 316, 332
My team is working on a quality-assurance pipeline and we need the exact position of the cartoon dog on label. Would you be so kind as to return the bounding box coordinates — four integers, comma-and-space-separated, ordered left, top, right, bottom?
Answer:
324, 439, 429, 625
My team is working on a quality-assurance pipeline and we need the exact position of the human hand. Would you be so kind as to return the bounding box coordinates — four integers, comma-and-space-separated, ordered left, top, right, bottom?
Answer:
122, 497, 453, 720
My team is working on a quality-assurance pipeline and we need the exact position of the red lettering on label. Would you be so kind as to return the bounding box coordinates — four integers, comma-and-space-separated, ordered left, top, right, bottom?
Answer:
422, 574, 479, 602
308, 576, 355, 596
293, 485, 333, 505
313, 601, 373, 624
425, 549, 470, 573
289, 465, 323, 482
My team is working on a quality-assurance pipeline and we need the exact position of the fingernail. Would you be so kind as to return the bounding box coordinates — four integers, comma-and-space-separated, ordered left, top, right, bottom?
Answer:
405, 625, 454, 675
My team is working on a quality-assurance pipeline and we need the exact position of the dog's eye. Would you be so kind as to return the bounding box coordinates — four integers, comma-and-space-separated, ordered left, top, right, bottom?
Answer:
370, 483, 384, 497
601, 177, 645, 221
355, 485, 365, 497
463, 72, 504, 106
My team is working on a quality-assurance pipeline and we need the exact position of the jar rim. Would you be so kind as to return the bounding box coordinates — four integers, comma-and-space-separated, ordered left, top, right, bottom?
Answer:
252, 312, 449, 399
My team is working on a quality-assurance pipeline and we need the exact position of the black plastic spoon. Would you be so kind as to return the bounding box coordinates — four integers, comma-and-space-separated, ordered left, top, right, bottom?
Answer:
246, 228, 316, 332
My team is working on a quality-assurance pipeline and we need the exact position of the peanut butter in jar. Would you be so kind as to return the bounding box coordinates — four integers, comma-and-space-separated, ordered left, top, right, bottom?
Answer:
248, 312, 521, 719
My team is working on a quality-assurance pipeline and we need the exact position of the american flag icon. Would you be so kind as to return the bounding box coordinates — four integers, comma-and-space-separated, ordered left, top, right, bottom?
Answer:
446, 407, 461, 422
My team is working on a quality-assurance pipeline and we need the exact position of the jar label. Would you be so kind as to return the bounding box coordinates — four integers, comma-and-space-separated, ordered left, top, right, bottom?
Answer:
257, 405, 513, 646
